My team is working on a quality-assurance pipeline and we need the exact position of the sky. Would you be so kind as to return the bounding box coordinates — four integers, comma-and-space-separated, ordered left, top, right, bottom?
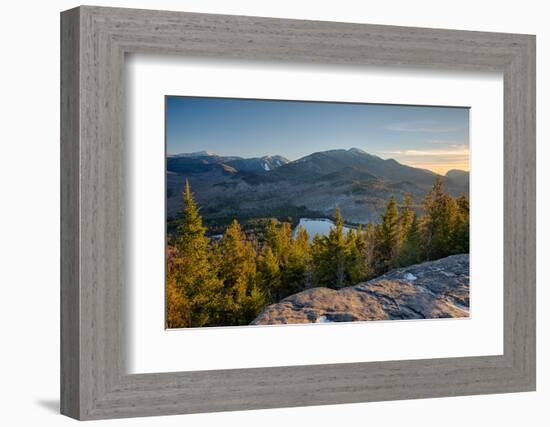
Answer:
166, 96, 469, 175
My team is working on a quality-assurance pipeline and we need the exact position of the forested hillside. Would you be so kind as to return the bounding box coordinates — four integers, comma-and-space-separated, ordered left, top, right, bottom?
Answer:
166, 148, 469, 225
166, 178, 469, 328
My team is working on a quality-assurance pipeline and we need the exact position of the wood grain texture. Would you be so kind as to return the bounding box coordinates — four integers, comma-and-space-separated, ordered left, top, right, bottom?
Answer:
60, 5, 536, 420
60, 7, 80, 419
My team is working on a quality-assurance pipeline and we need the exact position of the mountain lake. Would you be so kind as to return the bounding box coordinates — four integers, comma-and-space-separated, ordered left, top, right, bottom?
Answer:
293, 218, 352, 241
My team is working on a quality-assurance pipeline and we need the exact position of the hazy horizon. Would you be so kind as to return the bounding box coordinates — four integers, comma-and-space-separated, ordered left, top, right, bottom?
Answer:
166, 96, 470, 175
168, 147, 469, 175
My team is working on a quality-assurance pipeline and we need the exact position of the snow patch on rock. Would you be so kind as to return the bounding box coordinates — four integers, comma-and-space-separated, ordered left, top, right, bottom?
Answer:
403, 272, 417, 281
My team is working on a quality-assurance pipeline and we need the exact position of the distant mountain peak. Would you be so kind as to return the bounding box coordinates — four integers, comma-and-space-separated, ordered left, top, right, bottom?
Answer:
170, 150, 218, 158
262, 154, 290, 164
445, 169, 469, 187
348, 147, 368, 155
446, 169, 469, 176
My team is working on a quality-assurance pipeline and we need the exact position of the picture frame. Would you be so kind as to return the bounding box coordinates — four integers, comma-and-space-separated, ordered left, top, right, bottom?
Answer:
60, 5, 536, 420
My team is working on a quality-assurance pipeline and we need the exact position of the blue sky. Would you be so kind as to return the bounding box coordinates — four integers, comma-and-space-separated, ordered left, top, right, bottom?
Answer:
166, 96, 469, 174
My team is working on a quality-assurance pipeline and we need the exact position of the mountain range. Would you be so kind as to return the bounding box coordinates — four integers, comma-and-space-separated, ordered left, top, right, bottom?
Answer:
166, 148, 469, 225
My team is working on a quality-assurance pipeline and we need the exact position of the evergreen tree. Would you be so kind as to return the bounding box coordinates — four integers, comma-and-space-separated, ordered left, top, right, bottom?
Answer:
169, 181, 223, 327
219, 219, 266, 324
294, 226, 310, 255
422, 178, 458, 260
263, 219, 310, 299
361, 223, 377, 270
265, 218, 292, 263
396, 213, 423, 266
176, 180, 207, 254
279, 226, 310, 297
331, 208, 349, 287
311, 208, 352, 288
399, 193, 415, 243
257, 246, 281, 302
451, 194, 470, 253
374, 196, 400, 273
166, 251, 189, 328
311, 233, 328, 287
345, 226, 370, 284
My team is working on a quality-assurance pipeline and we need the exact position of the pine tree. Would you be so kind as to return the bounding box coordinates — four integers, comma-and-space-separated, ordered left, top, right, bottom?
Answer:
361, 223, 377, 270
451, 194, 470, 253
345, 226, 370, 284
311, 208, 352, 288
422, 178, 458, 260
333, 208, 349, 287
279, 226, 310, 297
257, 246, 281, 302
176, 180, 207, 254
311, 233, 328, 287
399, 193, 415, 243
265, 218, 292, 263
263, 219, 310, 299
374, 196, 400, 273
168, 181, 223, 327
396, 213, 422, 266
219, 219, 266, 324
166, 249, 189, 328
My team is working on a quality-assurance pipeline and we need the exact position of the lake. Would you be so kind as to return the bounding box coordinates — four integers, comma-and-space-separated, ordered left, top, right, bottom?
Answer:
293, 218, 352, 241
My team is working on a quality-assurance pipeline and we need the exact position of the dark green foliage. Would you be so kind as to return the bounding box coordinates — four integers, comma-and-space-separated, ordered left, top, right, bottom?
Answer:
452, 194, 470, 254
422, 177, 460, 260
345, 226, 371, 284
399, 193, 415, 241
167, 179, 469, 328
396, 214, 423, 267
373, 196, 400, 273
263, 219, 310, 300
311, 208, 370, 289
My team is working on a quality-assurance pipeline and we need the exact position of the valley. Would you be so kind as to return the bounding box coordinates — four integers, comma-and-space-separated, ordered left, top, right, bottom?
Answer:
166, 147, 469, 232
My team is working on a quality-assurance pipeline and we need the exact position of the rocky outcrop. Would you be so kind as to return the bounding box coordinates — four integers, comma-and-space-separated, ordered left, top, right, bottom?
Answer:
251, 254, 469, 325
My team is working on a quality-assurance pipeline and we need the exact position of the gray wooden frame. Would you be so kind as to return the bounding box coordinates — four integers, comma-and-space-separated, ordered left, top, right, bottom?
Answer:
60, 5, 536, 420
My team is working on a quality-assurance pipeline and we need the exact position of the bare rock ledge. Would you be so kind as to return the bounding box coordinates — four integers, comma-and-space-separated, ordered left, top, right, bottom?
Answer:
251, 254, 470, 325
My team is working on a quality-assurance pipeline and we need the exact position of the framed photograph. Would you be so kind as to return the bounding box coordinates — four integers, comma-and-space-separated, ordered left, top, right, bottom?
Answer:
61, 6, 536, 420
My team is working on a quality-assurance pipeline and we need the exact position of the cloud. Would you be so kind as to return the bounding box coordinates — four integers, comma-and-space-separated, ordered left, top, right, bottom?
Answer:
376, 144, 469, 174
385, 120, 464, 133
381, 144, 469, 157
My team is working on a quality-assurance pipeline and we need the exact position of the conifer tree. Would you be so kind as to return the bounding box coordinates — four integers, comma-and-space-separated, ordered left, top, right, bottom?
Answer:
219, 219, 266, 324
265, 218, 292, 263
294, 226, 310, 255
279, 226, 310, 297
311, 233, 328, 287
361, 223, 377, 269
166, 251, 189, 328
169, 181, 223, 327
374, 196, 400, 272
333, 208, 350, 287
345, 226, 370, 284
451, 194, 470, 253
422, 178, 458, 260
263, 219, 310, 298
399, 193, 415, 243
176, 180, 208, 254
396, 213, 422, 266
311, 208, 352, 288
257, 246, 281, 302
